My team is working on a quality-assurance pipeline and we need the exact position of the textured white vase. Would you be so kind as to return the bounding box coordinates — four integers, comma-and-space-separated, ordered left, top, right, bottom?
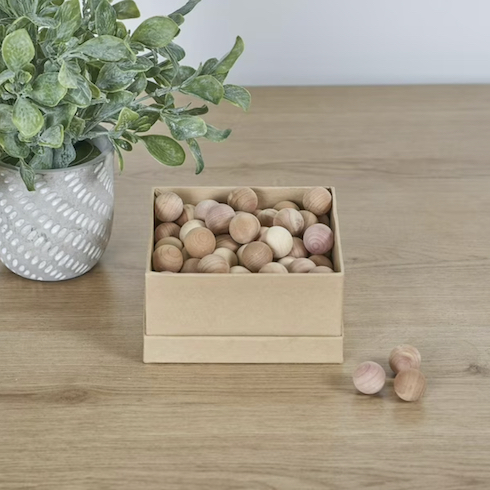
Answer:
0, 137, 114, 281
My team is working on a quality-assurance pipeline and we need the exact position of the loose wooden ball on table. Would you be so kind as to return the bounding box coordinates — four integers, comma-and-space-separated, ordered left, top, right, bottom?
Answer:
229, 213, 261, 244
179, 219, 205, 242
155, 222, 180, 242
155, 192, 183, 222
389, 345, 422, 374
303, 187, 332, 215
309, 266, 334, 273
259, 262, 289, 274
227, 187, 258, 213
236, 244, 248, 265
309, 254, 333, 268
256, 208, 278, 227
213, 247, 238, 267
299, 210, 318, 232
153, 244, 183, 272
155, 236, 183, 251
394, 368, 427, 402
278, 256, 295, 268
303, 223, 334, 255
289, 237, 308, 258
273, 208, 305, 237
274, 200, 300, 211
242, 242, 274, 272
230, 265, 252, 274
198, 254, 230, 273
183, 227, 216, 259
181, 258, 201, 273
288, 258, 317, 273
205, 204, 236, 234
215, 234, 240, 252
194, 199, 219, 221
264, 226, 293, 259
353, 361, 386, 395
175, 204, 195, 226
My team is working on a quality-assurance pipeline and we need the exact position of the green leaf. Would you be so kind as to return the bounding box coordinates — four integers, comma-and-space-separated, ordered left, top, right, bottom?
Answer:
64, 75, 92, 107
113, 0, 140, 20
0, 69, 14, 85
223, 84, 251, 111
0, 104, 16, 132
160, 42, 185, 62
115, 21, 127, 38
114, 143, 124, 170
30, 147, 54, 170
96, 63, 135, 92
115, 107, 139, 131
165, 115, 207, 141
17, 70, 32, 84
26, 13, 59, 28
97, 90, 134, 120
204, 124, 231, 142
71, 140, 101, 166
181, 75, 224, 105
29, 73, 68, 107
53, 141, 76, 168
201, 57, 218, 75
1, 29, 35, 73
95, 0, 117, 36
19, 160, 35, 191
45, 103, 77, 129
131, 16, 179, 49
168, 13, 185, 26
53, 0, 81, 41
214, 36, 244, 75
140, 134, 185, 166
181, 105, 208, 116
127, 71, 147, 95
187, 137, 204, 175
0, 132, 29, 158
170, 0, 201, 17
118, 57, 153, 72
114, 138, 132, 151
67, 116, 85, 138
77, 36, 134, 62
39, 124, 64, 148
13, 98, 43, 138
58, 61, 79, 89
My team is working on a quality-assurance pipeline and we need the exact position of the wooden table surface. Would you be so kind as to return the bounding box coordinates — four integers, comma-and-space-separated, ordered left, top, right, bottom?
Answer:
1, 86, 490, 490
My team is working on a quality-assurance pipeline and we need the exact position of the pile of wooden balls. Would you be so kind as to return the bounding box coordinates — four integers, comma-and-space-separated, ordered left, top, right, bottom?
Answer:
152, 187, 335, 274
352, 345, 426, 402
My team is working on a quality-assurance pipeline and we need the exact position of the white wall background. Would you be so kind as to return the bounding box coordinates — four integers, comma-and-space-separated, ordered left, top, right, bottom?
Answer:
127, 0, 490, 86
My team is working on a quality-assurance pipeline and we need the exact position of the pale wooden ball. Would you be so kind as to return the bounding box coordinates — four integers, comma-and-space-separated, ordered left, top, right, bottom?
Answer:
259, 262, 289, 274
288, 258, 316, 273
318, 213, 330, 226
181, 248, 191, 261
213, 247, 238, 267
264, 226, 293, 259
256, 208, 278, 227
155, 222, 180, 242
194, 199, 219, 221
198, 254, 230, 273
274, 200, 300, 211
309, 254, 333, 268
175, 204, 195, 226
353, 361, 386, 395
227, 187, 258, 213
299, 210, 318, 233
253, 208, 263, 216
389, 345, 422, 374
258, 227, 269, 242
205, 204, 236, 234
242, 242, 273, 272
184, 227, 216, 259
273, 208, 305, 237
179, 219, 205, 242
181, 258, 200, 273
230, 265, 252, 274
278, 256, 295, 268
155, 192, 184, 222
155, 236, 183, 251
303, 187, 332, 215
215, 234, 240, 252
303, 223, 334, 255
394, 368, 427, 402
289, 237, 308, 258
309, 266, 334, 273
153, 244, 183, 272
229, 213, 261, 244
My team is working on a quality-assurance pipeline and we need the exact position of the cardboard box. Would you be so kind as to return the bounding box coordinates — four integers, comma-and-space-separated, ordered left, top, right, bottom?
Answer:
144, 187, 344, 363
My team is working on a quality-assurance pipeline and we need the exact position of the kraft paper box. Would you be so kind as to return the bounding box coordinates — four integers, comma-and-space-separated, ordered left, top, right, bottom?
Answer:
144, 187, 344, 363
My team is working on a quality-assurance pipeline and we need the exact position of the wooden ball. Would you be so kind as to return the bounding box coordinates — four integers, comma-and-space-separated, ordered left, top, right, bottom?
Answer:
230, 265, 252, 274
299, 210, 318, 233
253, 208, 262, 216
155, 236, 183, 251
153, 244, 183, 272
175, 204, 195, 226
242, 242, 273, 272
394, 368, 427, 402
309, 255, 333, 268
259, 262, 289, 274
256, 208, 278, 227
236, 244, 248, 265
258, 227, 269, 242
288, 258, 316, 273
274, 200, 300, 211
155, 222, 180, 242
205, 204, 235, 234
289, 237, 308, 258
181, 248, 191, 261
213, 247, 238, 267
155, 192, 183, 222
278, 256, 295, 268
303, 223, 334, 255
194, 199, 219, 221
353, 361, 386, 395
389, 345, 422, 374
229, 213, 261, 244
184, 227, 216, 259
227, 187, 258, 212
303, 187, 332, 215
318, 214, 330, 226
273, 208, 305, 237
215, 234, 240, 252
198, 254, 230, 273
181, 258, 200, 273
179, 219, 205, 242
309, 266, 334, 273
264, 226, 293, 259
